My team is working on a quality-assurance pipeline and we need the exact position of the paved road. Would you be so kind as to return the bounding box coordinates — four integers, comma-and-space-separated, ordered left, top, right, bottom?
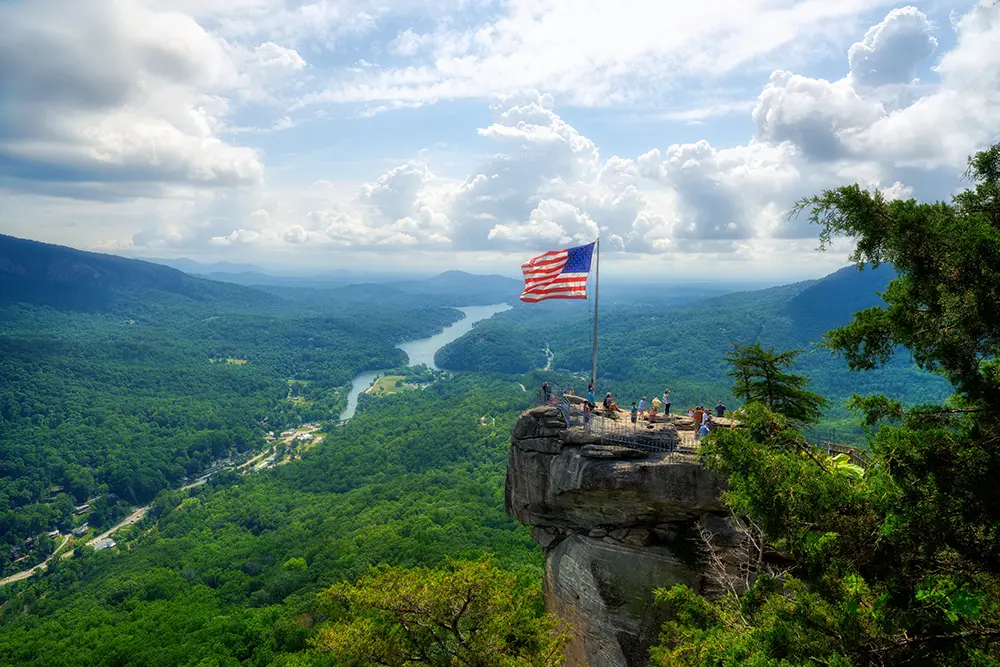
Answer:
0, 534, 71, 586
87, 506, 148, 547
0, 428, 314, 588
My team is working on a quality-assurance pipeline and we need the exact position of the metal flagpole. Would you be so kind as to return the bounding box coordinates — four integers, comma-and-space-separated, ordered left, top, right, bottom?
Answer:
591, 237, 599, 385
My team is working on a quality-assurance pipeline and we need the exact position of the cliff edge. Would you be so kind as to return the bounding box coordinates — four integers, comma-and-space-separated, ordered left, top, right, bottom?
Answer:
505, 405, 739, 667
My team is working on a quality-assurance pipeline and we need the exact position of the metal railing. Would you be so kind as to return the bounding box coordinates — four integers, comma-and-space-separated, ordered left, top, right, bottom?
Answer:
821, 442, 872, 468
531, 390, 869, 466
532, 389, 687, 455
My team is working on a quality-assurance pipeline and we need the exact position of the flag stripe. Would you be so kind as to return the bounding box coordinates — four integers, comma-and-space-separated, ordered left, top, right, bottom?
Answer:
522, 285, 588, 296
523, 281, 587, 294
521, 251, 566, 267
523, 267, 566, 280
521, 293, 588, 302
522, 257, 567, 272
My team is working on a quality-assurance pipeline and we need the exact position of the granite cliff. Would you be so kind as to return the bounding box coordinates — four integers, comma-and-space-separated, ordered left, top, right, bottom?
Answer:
505, 405, 744, 667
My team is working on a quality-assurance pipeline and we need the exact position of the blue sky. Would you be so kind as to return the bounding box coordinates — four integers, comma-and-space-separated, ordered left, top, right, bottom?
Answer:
0, 0, 998, 280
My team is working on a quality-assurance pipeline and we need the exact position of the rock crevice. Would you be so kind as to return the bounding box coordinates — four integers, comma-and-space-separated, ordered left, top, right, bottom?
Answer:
505, 405, 738, 667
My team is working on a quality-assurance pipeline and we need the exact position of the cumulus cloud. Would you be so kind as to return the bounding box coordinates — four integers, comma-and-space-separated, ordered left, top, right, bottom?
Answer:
301, 0, 913, 108
0, 0, 311, 199
848, 2, 1000, 169
4, 0, 999, 275
359, 161, 435, 221
848, 6, 938, 88
149, 0, 1000, 258
753, 72, 883, 161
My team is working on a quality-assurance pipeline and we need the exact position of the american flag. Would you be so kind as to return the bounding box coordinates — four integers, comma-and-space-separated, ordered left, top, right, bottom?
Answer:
520, 242, 595, 303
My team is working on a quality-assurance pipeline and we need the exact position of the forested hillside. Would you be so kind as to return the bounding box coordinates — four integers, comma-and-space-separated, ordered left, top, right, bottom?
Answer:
0, 376, 537, 666
437, 264, 952, 437
0, 238, 464, 566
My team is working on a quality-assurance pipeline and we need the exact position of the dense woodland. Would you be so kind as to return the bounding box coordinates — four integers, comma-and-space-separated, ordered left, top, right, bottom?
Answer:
649, 142, 1000, 665
0, 238, 464, 558
0, 376, 538, 666
2, 139, 996, 667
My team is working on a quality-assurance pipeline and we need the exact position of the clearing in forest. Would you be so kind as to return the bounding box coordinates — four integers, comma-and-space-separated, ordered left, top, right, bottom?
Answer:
365, 375, 417, 396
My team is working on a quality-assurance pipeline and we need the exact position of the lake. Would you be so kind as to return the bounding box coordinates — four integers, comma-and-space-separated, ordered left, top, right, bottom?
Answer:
339, 303, 512, 421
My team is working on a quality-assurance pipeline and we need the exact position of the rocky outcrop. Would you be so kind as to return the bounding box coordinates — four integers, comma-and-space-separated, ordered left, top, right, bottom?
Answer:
505, 405, 740, 667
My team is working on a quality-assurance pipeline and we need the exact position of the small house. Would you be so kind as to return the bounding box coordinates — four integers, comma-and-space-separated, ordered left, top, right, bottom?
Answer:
92, 538, 115, 551
48, 530, 60, 538
73, 503, 90, 515
72, 524, 89, 537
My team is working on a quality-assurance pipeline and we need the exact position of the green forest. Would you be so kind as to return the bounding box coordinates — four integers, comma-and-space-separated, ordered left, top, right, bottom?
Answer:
0, 246, 464, 557
2, 143, 999, 665
0, 376, 539, 666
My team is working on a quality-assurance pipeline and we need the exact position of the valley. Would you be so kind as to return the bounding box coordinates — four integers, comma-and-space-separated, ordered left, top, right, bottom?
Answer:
0, 212, 991, 665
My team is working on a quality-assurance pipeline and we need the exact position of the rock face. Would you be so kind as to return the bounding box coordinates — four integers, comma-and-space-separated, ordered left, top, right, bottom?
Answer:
505, 406, 736, 667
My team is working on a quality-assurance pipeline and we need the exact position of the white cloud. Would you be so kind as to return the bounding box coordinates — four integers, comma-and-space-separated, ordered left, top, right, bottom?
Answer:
488, 199, 598, 246
848, 6, 938, 88
302, 0, 906, 108
753, 71, 884, 161
0, 0, 284, 198
388, 28, 431, 56
2, 1, 998, 280
848, 1, 1000, 168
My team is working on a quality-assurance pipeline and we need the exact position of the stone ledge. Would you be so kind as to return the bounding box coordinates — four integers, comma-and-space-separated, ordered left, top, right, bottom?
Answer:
580, 444, 647, 459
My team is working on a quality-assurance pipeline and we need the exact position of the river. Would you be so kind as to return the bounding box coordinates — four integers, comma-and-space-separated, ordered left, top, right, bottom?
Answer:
338, 303, 512, 422
1, 302, 512, 587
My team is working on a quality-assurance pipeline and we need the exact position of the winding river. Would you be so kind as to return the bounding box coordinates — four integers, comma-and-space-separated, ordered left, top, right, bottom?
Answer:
339, 303, 512, 422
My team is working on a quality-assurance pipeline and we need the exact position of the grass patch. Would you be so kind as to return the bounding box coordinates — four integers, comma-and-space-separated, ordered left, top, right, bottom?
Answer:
365, 375, 417, 397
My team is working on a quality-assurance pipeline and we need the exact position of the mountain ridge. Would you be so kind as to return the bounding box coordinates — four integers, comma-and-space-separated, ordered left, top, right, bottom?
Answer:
0, 234, 281, 313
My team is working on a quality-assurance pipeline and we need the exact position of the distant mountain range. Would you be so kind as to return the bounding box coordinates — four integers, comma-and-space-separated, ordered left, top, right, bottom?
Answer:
0, 234, 273, 312
135, 257, 268, 275
0, 234, 892, 322
0, 236, 522, 312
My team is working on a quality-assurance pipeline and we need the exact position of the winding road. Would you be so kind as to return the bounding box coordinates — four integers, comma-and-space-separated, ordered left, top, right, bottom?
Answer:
0, 534, 70, 586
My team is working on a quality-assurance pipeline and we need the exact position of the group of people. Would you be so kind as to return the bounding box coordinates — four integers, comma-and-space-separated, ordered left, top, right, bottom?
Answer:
625, 389, 672, 425
540, 381, 728, 438
688, 402, 726, 439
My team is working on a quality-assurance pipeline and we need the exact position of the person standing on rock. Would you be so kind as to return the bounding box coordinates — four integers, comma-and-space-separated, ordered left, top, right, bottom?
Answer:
583, 401, 591, 426
716, 400, 726, 417
663, 389, 671, 415
587, 387, 596, 408
693, 406, 704, 426
638, 396, 647, 416
541, 382, 551, 403
630, 402, 639, 427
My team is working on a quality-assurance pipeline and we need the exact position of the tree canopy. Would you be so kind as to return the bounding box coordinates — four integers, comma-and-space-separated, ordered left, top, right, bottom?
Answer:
654, 142, 1000, 666
317, 558, 568, 667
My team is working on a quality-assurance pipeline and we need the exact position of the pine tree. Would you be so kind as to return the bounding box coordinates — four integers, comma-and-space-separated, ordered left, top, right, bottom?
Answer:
725, 342, 826, 424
